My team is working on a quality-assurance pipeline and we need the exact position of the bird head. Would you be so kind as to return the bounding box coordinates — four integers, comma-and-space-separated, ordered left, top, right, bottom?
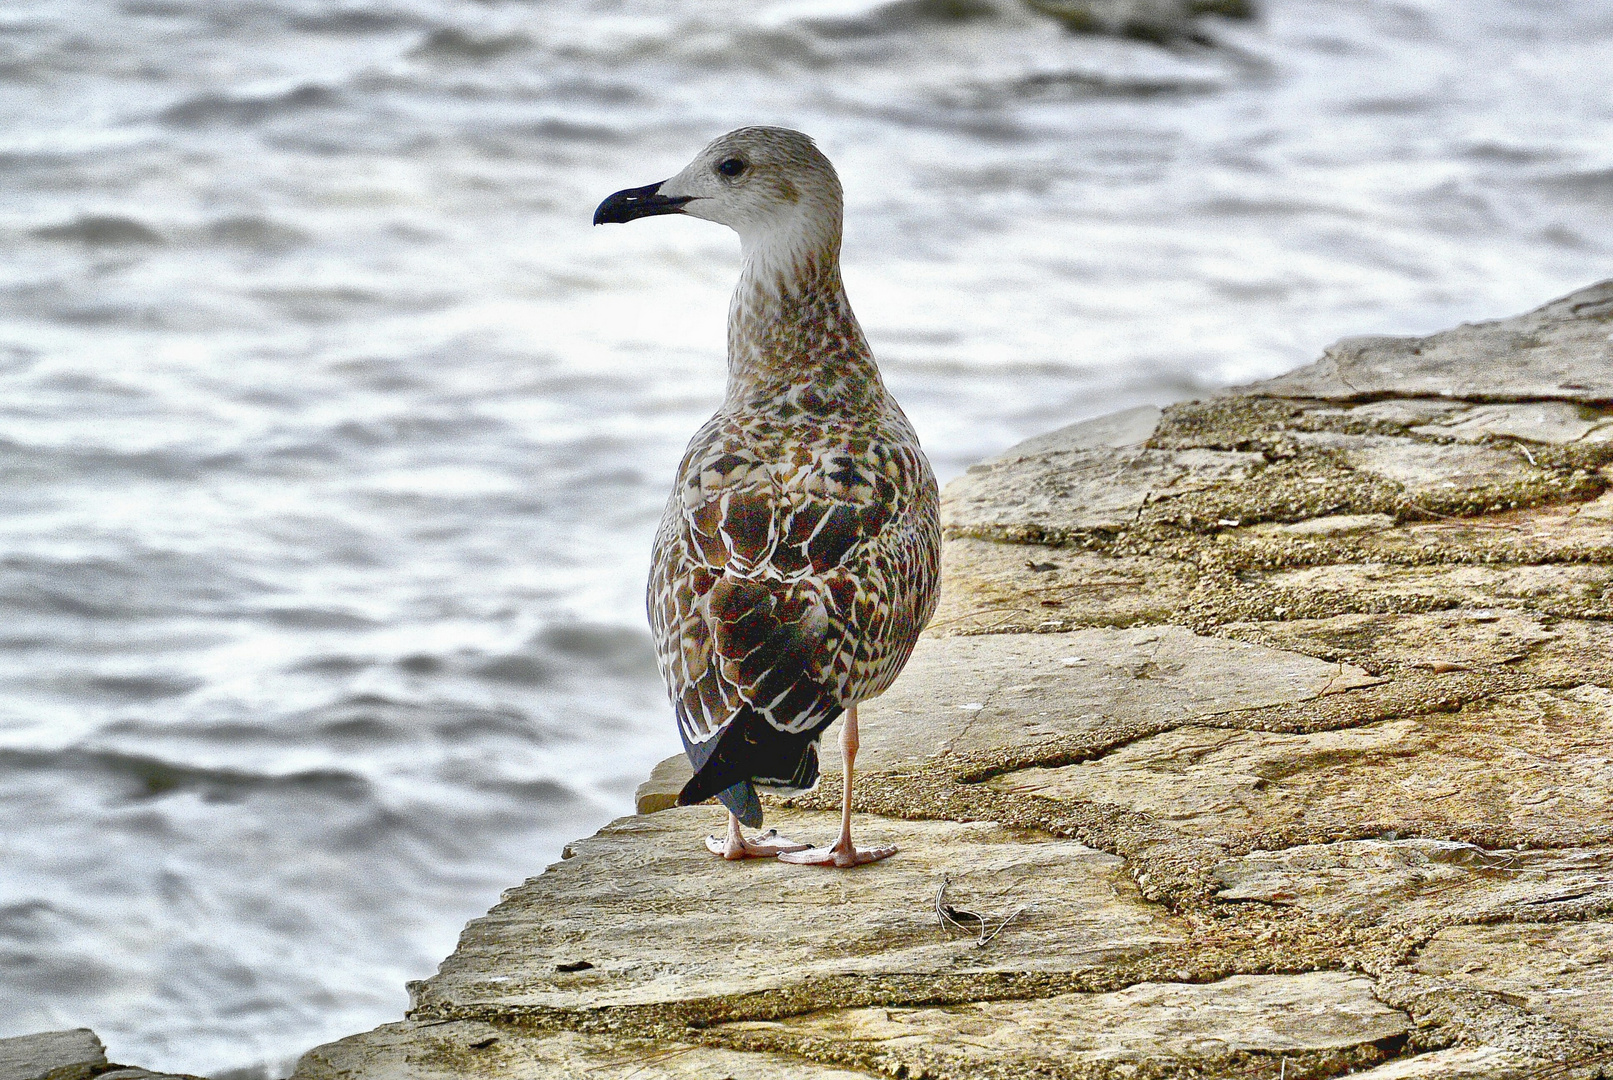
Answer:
594, 127, 844, 260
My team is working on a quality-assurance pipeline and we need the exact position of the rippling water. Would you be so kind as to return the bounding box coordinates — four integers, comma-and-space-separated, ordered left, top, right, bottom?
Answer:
1, 0, 1610, 1074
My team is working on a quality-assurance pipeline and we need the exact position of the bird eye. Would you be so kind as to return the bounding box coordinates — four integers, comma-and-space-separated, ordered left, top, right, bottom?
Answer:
716, 157, 746, 178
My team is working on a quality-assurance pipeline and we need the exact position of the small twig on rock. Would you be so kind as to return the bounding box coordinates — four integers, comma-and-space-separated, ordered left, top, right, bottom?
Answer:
1401, 502, 1521, 529
935, 875, 1029, 948
926, 606, 1031, 632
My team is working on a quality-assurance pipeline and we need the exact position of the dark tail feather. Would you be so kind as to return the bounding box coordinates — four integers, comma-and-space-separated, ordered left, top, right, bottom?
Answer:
676, 703, 839, 826
716, 781, 762, 827
786, 740, 820, 792
678, 759, 745, 811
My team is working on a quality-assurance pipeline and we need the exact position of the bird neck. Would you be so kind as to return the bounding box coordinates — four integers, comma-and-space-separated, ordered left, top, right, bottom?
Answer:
724, 230, 884, 415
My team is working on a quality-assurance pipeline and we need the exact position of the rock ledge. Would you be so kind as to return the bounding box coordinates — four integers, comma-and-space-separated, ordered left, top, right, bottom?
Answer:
297, 283, 1613, 1079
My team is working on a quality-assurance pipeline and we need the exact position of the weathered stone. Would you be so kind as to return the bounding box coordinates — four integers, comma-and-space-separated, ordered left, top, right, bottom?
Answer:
411, 809, 1186, 1016
994, 403, 1162, 457
1318, 486, 1613, 568
848, 626, 1380, 774
300, 282, 1613, 1080
1212, 840, 1613, 923
1268, 513, 1396, 537
990, 684, 1613, 842
292, 1020, 872, 1080
720, 973, 1409, 1076
1225, 608, 1566, 670
0, 1030, 105, 1080
1346, 400, 1473, 427
0, 1030, 198, 1080
1284, 431, 1543, 498
942, 444, 1264, 541
932, 538, 1202, 635
1345, 1046, 1535, 1079
634, 753, 692, 814
1410, 401, 1605, 445
1232, 279, 1613, 404
1415, 921, 1613, 1038
1249, 562, 1613, 618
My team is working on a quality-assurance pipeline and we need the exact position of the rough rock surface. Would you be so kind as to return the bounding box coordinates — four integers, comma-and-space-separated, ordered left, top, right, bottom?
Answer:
0, 1031, 107, 1080
296, 283, 1613, 1079
0, 1030, 198, 1080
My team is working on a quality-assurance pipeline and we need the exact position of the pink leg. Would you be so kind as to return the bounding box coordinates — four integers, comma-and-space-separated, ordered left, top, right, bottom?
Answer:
778, 706, 897, 868
704, 812, 809, 860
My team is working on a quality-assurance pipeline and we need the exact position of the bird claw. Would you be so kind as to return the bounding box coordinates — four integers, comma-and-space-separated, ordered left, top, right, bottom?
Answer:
705, 828, 811, 860
777, 841, 897, 868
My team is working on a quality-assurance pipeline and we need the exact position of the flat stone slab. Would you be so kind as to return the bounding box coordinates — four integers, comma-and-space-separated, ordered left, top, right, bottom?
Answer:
1415, 921, 1613, 1038
0, 1030, 106, 1080
932, 538, 1200, 635
634, 752, 692, 814
848, 626, 1380, 774
1346, 1046, 1535, 1079
720, 973, 1409, 1075
1230, 279, 1613, 403
990, 684, 1613, 841
991, 403, 1162, 457
1229, 609, 1565, 670
1331, 435, 1543, 498
412, 809, 1186, 1015
1212, 840, 1613, 923
292, 1020, 874, 1080
1253, 562, 1613, 615
0, 1032, 194, 1080
297, 282, 1613, 1079
640, 622, 1381, 815
942, 445, 1265, 539
1410, 401, 1609, 445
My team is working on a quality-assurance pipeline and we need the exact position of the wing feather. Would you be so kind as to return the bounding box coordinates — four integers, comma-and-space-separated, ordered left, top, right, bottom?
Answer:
648, 410, 939, 796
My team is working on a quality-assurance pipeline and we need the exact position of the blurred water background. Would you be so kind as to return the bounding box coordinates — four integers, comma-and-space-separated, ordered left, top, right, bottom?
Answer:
1, 0, 1610, 1074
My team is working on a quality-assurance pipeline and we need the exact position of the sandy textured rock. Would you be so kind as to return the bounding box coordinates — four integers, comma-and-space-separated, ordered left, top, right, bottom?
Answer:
634, 753, 692, 814
413, 809, 1185, 1015
942, 445, 1264, 540
931, 537, 1200, 634
293, 1020, 874, 1080
992, 403, 1162, 457
1250, 561, 1613, 617
302, 283, 1613, 1079
1212, 840, 1613, 923
1344, 1046, 1535, 1079
1330, 435, 1543, 497
1267, 512, 1397, 537
0, 1031, 106, 1080
1225, 609, 1572, 670
1232, 279, 1613, 403
991, 684, 1613, 842
1410, 401, 1606, 445
849, 625, 1379, 773
722, 973, 1408, 1076
1416, 921, 1613, 1038
0, 1032, 195, 1080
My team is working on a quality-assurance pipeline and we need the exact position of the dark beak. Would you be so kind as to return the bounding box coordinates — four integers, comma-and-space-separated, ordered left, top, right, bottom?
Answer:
593, 181, 694, 225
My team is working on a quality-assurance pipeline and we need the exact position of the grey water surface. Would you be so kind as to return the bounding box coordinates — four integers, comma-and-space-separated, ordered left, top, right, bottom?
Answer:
1, 0, 1610, 1074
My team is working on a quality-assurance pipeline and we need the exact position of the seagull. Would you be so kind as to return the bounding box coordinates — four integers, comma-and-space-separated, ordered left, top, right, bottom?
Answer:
595, 127, 940, 867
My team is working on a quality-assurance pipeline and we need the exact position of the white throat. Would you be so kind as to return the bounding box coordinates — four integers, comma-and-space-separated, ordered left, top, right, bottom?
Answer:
733, 207, 840, 301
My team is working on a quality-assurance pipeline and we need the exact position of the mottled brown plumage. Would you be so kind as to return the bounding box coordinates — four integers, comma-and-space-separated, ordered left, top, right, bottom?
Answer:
597, 127, 940, 864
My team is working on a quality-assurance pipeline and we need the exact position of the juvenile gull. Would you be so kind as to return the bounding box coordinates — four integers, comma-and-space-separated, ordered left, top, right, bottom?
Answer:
595, 127, 940, 867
